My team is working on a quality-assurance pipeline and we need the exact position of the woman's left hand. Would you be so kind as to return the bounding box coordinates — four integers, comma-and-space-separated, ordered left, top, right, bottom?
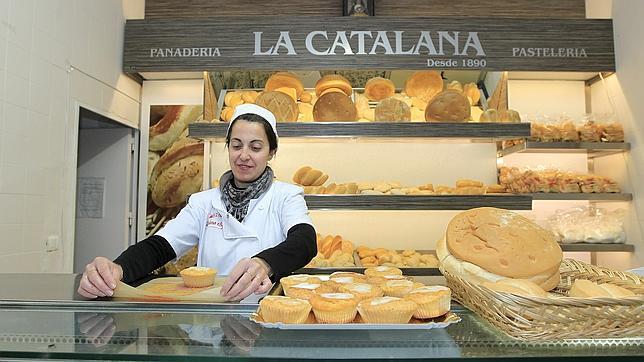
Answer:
220, 258, 272, 301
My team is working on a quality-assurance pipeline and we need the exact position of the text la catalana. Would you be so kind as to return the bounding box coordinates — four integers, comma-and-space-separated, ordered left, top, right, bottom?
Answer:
253, 30, 486, 56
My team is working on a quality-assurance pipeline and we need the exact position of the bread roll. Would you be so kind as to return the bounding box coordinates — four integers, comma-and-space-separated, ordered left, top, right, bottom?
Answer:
224, 91, 243, 107
481, 279, 548, 298
313, 92, 357, 122
447, 80, 463, 92
499, 109, 521, 123
241, 91, 259, 103
479, 109, 498, 123
374, 97, 411, 122
440, 207, 562, 291
463, 82, 480, 105
254, 91, 298, 122
569, 279, 636, 298
292, 166, 329, 186
315, 74, 352, 97
265, 72, 304, 99
404, 70, 443, 102
424, 90, 471, 122
364, 77, 395, 101
149, 105, 202, 151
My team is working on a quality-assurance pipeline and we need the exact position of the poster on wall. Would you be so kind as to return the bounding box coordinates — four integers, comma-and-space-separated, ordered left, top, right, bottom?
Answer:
146, 104, 204, 273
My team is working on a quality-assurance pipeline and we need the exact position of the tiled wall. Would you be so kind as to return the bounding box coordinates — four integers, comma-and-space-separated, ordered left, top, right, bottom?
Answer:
0, 0, 141, 273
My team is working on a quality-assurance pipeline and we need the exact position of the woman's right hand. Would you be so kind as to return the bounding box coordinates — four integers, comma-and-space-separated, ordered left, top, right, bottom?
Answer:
77, 257, 124, 298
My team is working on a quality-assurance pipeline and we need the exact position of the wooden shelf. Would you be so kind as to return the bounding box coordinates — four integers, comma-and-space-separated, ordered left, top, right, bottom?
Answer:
560, 243, 634, 252
304, 195, 532, 210
498, 141, 630, 158
190, 122, 530, 140
527, 193, 632, 201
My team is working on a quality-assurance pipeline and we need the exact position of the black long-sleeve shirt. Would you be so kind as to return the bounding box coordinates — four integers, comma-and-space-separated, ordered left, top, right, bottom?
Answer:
114, 223, 316, 283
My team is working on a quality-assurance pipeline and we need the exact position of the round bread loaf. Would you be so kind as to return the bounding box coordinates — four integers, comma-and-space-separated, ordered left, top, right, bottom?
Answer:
404, 70, 443, 102
315, 74, 352, 97
264, 72, 304, 99
364, 77, 395, 101
442, 207, 562, 290
254, 91, 298, 122
313, 92, 357, 122
424, 90, 471, 122
374, 97, 411, 122
499, 109, 521, 123
463, 82, 480, 105
150, 142, 204, 208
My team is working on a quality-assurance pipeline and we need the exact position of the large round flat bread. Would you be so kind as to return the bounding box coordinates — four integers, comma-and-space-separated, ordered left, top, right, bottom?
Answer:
446, 207, 562, 280
365, 77, 395, 101
424, 90, 471, 122
265, 72, 304, 99
313, 92, 357, 122
404, 71, 443, 102
315, 74, 352, 97
374, 97, 411, 122
255, 91, 299, 122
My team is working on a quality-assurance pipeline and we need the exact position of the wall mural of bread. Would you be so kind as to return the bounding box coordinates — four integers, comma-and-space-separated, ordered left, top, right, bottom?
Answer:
147, 104, 204, 275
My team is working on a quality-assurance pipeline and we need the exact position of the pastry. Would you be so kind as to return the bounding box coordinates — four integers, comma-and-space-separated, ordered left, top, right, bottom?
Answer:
280, 274, 322, 294
425, 90, 471, 122
374, 97, 411, 122
364, 77, 395, 101
357, 296, 418, 324
254, 91, 298, 122
338, 283, 383, 302
313, 92, 358, 122
404, 70, 443, 102
264, 72, 304, 99
309, 293, 358, 324
284, 282, 335, 301
380, 279, 422, 298
315, 74, 352, 97
364, 266, 403, 278
330, 271, 367, 280
259, 296, 311, 324
179, 266, 216, 288
404, 286, 451, 318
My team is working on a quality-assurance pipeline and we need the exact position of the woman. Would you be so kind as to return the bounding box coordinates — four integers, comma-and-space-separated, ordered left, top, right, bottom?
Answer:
78, 104, 317, 301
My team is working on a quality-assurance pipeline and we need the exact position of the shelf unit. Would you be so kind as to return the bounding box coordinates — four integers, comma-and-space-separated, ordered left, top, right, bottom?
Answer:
304, 195, 532, 210
497, 141, 631, 159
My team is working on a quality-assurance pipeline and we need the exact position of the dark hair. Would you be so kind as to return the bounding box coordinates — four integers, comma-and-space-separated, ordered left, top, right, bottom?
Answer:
225, 113, 278, 151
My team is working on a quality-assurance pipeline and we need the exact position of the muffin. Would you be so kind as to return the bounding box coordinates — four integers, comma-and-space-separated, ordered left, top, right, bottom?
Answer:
280, 274, 321, 294
366, 274, 409, 286
338, 283, 383, 302
323, 276, 361, 291
284, 282, 335, 301
309, 293, 358, 324
259, 296, 312, 324
329, 271, 367, 281
381, 279, 424, 298
364, 266, 403, 278
404, 286, 451, 319
179, 266, 217, 288
357, 296, 418, 324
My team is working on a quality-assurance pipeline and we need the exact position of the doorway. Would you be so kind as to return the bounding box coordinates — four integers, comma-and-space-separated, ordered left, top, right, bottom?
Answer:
73, 107, 139, 273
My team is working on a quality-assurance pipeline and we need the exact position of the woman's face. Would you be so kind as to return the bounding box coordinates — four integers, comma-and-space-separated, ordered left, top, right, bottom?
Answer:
228, 119, 275, 183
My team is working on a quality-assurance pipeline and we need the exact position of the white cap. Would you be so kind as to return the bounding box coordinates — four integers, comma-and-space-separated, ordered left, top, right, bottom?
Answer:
228, 104, 278, 141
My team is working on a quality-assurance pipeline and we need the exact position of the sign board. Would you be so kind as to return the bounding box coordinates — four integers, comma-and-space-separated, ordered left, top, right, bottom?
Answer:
124, 17, 615, 73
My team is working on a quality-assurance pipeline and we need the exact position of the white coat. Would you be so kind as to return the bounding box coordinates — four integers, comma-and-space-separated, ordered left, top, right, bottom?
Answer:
157, 181, 313, 275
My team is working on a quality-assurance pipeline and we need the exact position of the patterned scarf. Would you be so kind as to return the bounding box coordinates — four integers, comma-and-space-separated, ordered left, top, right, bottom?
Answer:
220, 167, 274, 222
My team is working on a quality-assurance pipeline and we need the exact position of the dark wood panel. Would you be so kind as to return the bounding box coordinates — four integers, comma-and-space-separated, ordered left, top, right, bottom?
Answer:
304, 195, 533, 210
189, 122, 530, 139
124, 17, 615, 72
560, 243, 635, 252
526, 193, 632, 201
145, 0, 341, 18
375, 0, 585, 18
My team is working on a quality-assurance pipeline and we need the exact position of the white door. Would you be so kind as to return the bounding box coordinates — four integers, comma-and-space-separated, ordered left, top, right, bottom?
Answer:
74, 125, 136, 273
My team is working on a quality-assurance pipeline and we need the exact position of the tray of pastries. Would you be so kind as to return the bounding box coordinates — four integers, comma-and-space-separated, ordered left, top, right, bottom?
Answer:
252, 267, 460, 329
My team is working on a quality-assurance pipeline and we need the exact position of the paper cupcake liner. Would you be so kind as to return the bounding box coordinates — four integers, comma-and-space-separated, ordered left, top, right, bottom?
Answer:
260, 304, 311, 324
382, 287, 412, 298
413, 297, 451, 319
312, 307, 357, 324
284, 288, 316, 301
357, 306, 416, 324
181, 275, 215, 288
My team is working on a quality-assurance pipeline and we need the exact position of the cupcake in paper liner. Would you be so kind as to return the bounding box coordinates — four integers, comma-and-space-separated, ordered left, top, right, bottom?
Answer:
338, 283, 383, 302
381, 279, 425, 298
357, 296, 418, 324
404, 286, 451, 319
284, 282, 334, 301
366, 274, 409, 286
259, 296, 311, 324
364, 265, 403, 278
309, 293, 358, 324
179, 266, 217, 288
280, 274, 322, 294
323, 276, 360, 291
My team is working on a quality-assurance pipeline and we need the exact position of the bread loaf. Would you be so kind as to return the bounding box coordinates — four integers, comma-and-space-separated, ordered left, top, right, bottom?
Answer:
313, 92, 357, 122
364, 77, 395, 101
374, 97, 411, 122
254, 91, 298, 122
463, 82, 480, 105
568, 279, 636, 298
424, 90, 471, 122
292, 166, 329, 186
265, 72, 304, 99
149, 105, 202, 151
404, 71, 443, 102
315, 74, 352, 97
481, 279, 548, 298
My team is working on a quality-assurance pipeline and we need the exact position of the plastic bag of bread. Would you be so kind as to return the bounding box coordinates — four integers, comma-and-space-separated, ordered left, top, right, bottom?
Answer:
149, 105, 202, 151
547, 206, 626, 244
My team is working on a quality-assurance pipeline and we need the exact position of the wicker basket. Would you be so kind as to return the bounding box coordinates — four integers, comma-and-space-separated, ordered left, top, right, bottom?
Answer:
441, 259, 644, 340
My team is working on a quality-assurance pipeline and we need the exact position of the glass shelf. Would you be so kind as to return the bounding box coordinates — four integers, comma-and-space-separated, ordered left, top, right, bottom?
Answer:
497, 141, 631, 158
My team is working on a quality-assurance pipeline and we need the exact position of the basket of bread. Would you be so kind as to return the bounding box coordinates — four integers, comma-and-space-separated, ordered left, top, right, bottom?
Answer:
437, 207, 643, 340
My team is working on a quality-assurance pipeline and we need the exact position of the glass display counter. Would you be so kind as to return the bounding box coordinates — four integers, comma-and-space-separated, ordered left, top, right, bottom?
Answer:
1, 274, 642, 361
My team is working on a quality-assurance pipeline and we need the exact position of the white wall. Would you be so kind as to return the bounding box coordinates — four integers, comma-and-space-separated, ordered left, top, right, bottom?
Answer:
0, 0, 141, 273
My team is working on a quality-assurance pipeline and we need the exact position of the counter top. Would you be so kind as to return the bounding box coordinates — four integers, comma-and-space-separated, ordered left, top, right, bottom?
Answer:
1, 273, 642, 361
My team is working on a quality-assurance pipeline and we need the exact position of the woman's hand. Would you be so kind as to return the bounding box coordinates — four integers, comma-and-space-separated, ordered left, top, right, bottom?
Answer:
220, 258, 272, 302
77, 257, 124, 298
